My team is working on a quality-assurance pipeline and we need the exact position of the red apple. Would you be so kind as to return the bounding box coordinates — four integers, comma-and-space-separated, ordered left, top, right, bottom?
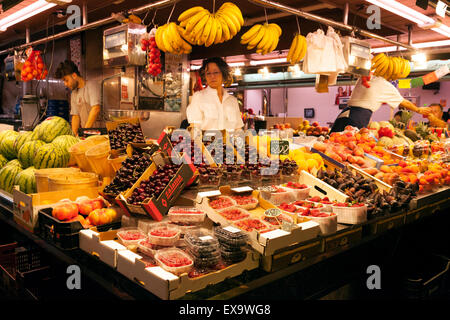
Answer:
52, 203, 79, 221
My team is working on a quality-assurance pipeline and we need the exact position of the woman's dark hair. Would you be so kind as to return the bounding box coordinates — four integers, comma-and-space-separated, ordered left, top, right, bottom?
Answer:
200, 57, 232, 87
55, 60, 80, 79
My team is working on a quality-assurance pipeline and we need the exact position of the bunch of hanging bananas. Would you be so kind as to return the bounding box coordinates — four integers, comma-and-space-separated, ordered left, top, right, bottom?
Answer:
286, 33, 307, 64
177, 2, 244, 47
155, 22, 192, 55
371, 53, 411, 80
240, 23, 281, 54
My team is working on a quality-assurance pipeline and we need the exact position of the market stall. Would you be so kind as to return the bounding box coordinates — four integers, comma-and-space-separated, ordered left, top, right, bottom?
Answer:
0, 0, 450, 301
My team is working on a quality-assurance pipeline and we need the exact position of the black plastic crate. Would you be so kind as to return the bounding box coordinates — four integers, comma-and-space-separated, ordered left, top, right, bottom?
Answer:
38, 208, 121, 250
401, 254, 450, 299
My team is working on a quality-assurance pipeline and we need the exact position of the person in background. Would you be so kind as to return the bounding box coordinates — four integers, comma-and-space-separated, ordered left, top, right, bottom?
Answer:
55, 60, 103, 135
426, 103, 448, 128
330, 75, 431, 133
186, 57, 244, 133
393, 110, 403, 122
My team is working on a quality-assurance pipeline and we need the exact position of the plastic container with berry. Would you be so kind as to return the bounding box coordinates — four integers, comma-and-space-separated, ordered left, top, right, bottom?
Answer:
217, 207, 251, 221
233, 217, 274, 233
259, 185, 296, 206
228, 194, 259, 210
168, 206, 206, 224
263, 212, 295, 227
214, 225, 249, 247
116, 227, 147, 247
299, 209, 337, 235
138, 238, 172, 258
306, 196, 336, 212
154, 248, 194, 276
208, 196, 237, 210
147, 223, 181, 246
332, 202, 367, 224
281, 182, 311, 200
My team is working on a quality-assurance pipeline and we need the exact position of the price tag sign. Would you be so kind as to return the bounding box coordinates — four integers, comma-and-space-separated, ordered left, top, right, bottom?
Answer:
199, 235, 213, 241
270, 140, 290, 155
223, 226, 241, 233
281, 220, 295, 232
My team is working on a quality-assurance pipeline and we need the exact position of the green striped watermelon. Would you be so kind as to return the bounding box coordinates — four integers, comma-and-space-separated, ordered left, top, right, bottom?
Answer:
0, 161, 23, 193
52, 135, 80, 166
33, 143, 67, 169
18, 140, 45, 168
4, 159, 22, 168
0, 130, 20, 160
0, 154, 7, 169
35, 116, 73, 143
0, 129, 17, 141
14, 131, 33, 154
14, 166, 36, 194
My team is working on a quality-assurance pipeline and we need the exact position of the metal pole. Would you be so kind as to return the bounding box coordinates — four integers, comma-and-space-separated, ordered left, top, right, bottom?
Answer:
249, 0, 416, 51
0, 0, 179, 56
343, 3, 349, 25
23, 26, 30, 96
82, 2, 88, 26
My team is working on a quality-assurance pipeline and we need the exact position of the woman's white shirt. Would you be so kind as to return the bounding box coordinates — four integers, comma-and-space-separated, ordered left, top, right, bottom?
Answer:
186, 86, 244, 131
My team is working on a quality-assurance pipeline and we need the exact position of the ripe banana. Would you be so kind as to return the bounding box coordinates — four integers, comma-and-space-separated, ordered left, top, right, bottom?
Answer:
241, 23, 281, 54
155, 22, 192, 55
177, 5, 244, 47
287, 34, 307, 64
371, 54, 412, 80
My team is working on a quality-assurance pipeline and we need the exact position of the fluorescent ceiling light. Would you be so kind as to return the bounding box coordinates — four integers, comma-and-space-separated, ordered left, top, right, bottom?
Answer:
365, 0, 435, 25
250, 58, 287, 66
0, 0, 56, 31
190, 65, 201, 71
228, 62, 245, 67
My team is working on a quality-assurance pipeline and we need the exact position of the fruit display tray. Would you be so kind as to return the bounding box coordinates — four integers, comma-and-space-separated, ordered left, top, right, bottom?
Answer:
196, 186, 320, 256
297, 170, 349, 203
116, 152, 196, 221
38, 208, 121, 250
116, 247, 260, 300
79, 228, 128, 269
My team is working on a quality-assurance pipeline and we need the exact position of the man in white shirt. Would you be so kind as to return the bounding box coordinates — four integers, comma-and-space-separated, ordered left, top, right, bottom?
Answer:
55, 60, 103, 135
330, 75, 431, 133
186, 57, 243, 132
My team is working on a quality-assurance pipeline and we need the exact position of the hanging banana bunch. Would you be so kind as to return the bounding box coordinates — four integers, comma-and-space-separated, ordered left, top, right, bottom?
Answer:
177, 2, 244, 46
286, 17, 307, 64
240, 23, 281, 54
371, 53, 411, 81
155, 22, 192, 55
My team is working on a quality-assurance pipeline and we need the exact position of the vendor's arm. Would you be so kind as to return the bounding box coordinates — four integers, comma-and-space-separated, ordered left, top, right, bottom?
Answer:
84, 104, 101, 128
427, 114, 448, 128
399, 99, 431, 115
72, 115, 80, 136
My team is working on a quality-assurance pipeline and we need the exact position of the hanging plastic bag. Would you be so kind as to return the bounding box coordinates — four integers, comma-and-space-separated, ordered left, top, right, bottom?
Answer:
21, 50, 48, 82
303, 28, 337, 75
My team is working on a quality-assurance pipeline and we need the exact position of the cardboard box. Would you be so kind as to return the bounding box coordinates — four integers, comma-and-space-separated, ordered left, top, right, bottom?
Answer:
116, 249, 260, 300
79, 228, 127, 269
405, 208, 423, 224
261, 238, 324, 272
116, 152, 196, 221
323, 225, 362, 252
196, 186, 321, 256
12, 187, 100, 233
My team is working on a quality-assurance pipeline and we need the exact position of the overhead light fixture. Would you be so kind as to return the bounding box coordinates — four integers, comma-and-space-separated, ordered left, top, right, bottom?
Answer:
436, 1, 448, 18
0, 0, 57, 32
412, 52, 428, 69
233, 68, 242, 76
190, 65, 202, 71
228, 62, 245, 67
250, 58, 286, 66
366, 0, 450, 38
371, 38, 450, 53
258, 66, 270, 79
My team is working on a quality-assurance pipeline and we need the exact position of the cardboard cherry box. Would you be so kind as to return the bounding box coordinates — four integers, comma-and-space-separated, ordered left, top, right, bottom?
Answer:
116, 152, 196, 221
116, 248, 260, 300
195, 186, 321, 256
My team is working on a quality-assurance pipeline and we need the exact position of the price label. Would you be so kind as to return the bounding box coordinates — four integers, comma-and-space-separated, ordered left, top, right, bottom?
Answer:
282, 220, 294, 232
270, 140, 290, 155
199, 235, 214, 241
223, 226, 241, 233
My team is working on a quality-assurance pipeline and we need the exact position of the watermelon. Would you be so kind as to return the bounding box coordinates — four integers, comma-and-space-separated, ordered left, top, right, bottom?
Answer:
4, 159, 22, 168
14, 166, 36, 194
0, 130, 20, 160
52, 135, 80, 166
0, 129, 17, 141
18, 140, 46, 168
0, 154, 7, 168
0, 161, 23, 193
33, 143, 67, 169
14, 131, 33, 154
34, 116, 73, 143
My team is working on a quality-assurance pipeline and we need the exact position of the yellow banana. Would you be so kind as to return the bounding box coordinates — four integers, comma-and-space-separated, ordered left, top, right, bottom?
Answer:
198, 14, 212, 45
219, 2, 244, 26
291, 34, 304, 63
190, 13, 210, 41
169, 22, 192, 53
218, 16, 231, 42
390, 57, 399, 80
268, 35, 279, 53
296, 35, 307, 63
162, 26, 175, 53
268, 23, 282, 37
222, 9, 241, 34
205, 16, 217, 47
178, 6, 205, 22
213, 15, 223, 44
185, 8, 209, 33
166, 22, 181, 51
374, 55, 390, 76
155, 25, 167, 52
247, 23, 267, 49
218, 11, 237, 36
261, 28, 276, 54
400, 59, 411, 78
287, 34, 299, 64
256, 25, 271, 50
383, 58, 394, 79
241, 24, 262, 44
371, 53, 387, 71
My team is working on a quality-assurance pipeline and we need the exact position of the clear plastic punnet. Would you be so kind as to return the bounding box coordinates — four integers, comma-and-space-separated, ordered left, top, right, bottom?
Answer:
214, 225, 249, 247
154, 248, 194, 276
147, 223, 181, 246
168, 206, 206, 224
116, 227, 147, 247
